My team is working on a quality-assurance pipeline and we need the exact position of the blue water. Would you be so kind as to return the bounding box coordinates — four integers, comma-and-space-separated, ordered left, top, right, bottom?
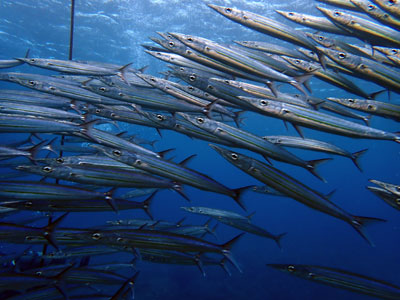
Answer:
0, 0, 399, 299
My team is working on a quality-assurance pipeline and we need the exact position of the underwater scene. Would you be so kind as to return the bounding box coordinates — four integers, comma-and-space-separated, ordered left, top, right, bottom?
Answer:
0, 0, 400, 299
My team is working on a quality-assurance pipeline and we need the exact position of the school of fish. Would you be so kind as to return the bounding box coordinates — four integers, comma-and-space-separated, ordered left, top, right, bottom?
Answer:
0, 1, 399, 299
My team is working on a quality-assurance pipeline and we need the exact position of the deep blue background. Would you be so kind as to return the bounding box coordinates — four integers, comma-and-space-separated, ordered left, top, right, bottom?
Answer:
0, 0, 399, 299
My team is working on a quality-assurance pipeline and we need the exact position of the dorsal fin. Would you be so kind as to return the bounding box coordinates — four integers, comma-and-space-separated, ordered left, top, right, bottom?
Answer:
178, 154, 197, 166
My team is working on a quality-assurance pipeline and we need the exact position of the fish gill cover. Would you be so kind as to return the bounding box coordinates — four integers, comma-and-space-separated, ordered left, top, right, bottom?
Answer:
0, 0, 399, 299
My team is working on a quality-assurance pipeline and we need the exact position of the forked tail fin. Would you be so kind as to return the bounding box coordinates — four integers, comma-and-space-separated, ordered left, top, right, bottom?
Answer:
350, 215, 386, 247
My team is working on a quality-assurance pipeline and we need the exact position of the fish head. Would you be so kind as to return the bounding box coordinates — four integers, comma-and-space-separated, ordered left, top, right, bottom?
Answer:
209, 144, 252, 170
267, 264, 311, 277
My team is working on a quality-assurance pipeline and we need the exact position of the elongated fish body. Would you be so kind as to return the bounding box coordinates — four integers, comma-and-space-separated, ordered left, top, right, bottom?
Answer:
211, 78, 312, 109
373, 46, 400, 58
317, 6, 400, 47
0, 114, 81, 134
327, 97, 400, 121
234, 40, 305, 58
239, 97, 400, 143
75, 127, 159, 157
94, 145, 246, 208
144, 50, 235, 79
152, 34, 266, 83
0, 59, 24, 69
0, 90, 76, 109
178, 113, 323, 173
5, 75, 124, 105
316, 0, 363, 11
368, 186, 400, 211
0, 102, 82, 120
351, 0, 400, 31
275, 10, 350, 35
207, 5, 317, 50
169, 32, 308, 95
263, 135, 366, 169
316, 47, 400, 92
372, 0, 400, 18
268, 264, 400, 300
85, 105, 166, 129
210, 145, 384, 245
281, 56, 371, 99
181, 206, 284, 247
16, 164, 175, 189
15, 57, 131, 76
369, 179, 400, 197
0, 180, 115, 201
82, 80, 207, 113
181, 206, 250, 221
134, 73, 235, 119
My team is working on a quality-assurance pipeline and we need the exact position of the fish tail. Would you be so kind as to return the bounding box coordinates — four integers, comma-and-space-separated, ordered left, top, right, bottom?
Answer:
306, 158, 332, 182
221, 233, 244, 272
232, 186, 253, 211
111, 271, 140, 300
219, 257, 232, 276
27, 139, 48, 162
274, 232, 287, 249
142, 191, 157, 220
266, 81, 278, 97
233, 110, 246, 128
350, 148, 368, 172
350, 215, 386, 247
42, 213, 69, 251
172, 184, 191, 202
362, 115, 371, 127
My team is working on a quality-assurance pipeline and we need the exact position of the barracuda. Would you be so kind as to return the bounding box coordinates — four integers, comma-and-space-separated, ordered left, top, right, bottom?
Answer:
178, 112, 329, 181
238, 96, 400, 143
327, 97, 400, 121
275, 10, 351, 35
268, 264, 400, 299
211, 145, 385, 245
169, 32, 310, 96
93, 145, 248, 209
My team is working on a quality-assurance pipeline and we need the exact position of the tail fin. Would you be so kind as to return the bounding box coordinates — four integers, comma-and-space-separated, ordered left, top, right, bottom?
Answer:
232, 186, 253, 211
41, 213, 69, 251
350, 148, 368, 172
110, 271, 140, 300
221, 233, 245, 272
306, 158, 332, 182
350, 215, 386, 247
141, 191, 157, 220
274, 232, 287, 249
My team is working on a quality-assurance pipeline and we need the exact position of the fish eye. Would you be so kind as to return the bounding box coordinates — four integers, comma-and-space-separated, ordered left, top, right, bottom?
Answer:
56, 158, 64, 163
225, 7, 232, 13
95, 109, 101, 113
302, 17, 306, 22
92, 233, 101, 240
110, 113, 116, 117
42, 166, 53, 173
282, 109, 290, 114
207, 85, 214, 90
288, 265, 295, 272
396, 198, 400, 205
156, 114, 164, 120
30, 59, 36, 62
116, 237, 124, 242
367, 4, 374, 10
186, 50, 193, 55
348, 99, 355, 103
118, 92, 124, 96
308, 272, 315, 278
28, 80, 35, 85
49, 86, 56, 91
24, 201, 33, 208
334, 11, 341, 17
260, 100, 268, 106
396, 186, 400, 192
150, 77, 156, 82
383, 13, 389, 19
99, 87, 107, 92
197, 117, 204, 124
189, 74, 196, 81
113, 149, 122, 157
288, 12, 294, 16
205, 46, 210, 51
180, 67, 184, 71
231, 153, 238, 160
318, 36, 323, 41
367, 104, 375, 110
338, 52, 346, 59
168, 41, 174, 47
187, 37, 193, 42
389, 0, 396, 5
188, 86, 194, 90
135, 159, 142, 165
295, 59, 300, 64
350, 20, 356, 25
392, 49, 398, 54
243, 15, 248, 20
